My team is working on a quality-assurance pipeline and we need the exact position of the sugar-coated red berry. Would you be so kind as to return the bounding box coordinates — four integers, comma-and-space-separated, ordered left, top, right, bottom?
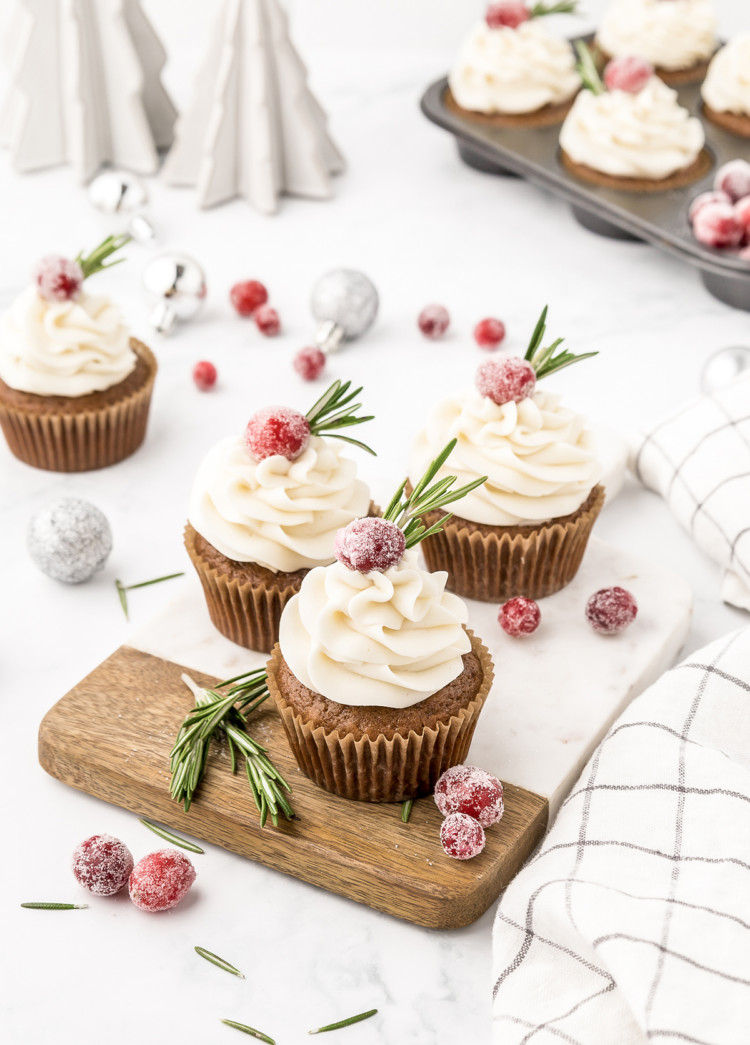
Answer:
128, 849, 196, 913
485, 1, 530, 29
738, 245, 750, 261
476, 356, 536, 406
498, 596, 541, 637
230, 279, 268, 316
72, 834, 134, 896
734, 196, 750, 241
692, 202, 744, 249
586, 586, 638, 635
714, 160, 750, 204
474, 317, 506, 350
293, 346, 326, 381
255, 304, 281, 337
335, 517, 406, 573
244, 406, 311, 462
34, 255, 84, 302
688, 190, 731, 224
418, 304, 451, 340
193, 360, 217, 391
603, 56, 654, 94
440, 813, 486, 860
434, 765, 504, 828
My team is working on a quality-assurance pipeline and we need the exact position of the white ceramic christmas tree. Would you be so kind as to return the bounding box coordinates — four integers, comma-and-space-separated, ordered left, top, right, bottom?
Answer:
0, 0, 176, 183
162, 0, 345, 215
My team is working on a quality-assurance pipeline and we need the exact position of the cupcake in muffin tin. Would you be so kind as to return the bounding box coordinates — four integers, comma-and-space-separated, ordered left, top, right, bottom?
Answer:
701, 35, 750, 140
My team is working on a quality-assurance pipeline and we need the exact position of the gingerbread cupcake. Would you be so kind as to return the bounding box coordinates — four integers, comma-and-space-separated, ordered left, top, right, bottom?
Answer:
0, 236, 156, 471
702, 35, 750, 140
267, 447, 493, 802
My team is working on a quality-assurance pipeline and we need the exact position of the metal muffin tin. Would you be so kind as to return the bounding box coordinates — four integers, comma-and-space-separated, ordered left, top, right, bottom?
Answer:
420, 59, 750, 311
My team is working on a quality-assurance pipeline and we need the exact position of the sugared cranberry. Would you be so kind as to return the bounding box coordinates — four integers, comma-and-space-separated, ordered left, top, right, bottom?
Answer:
418, 304, 451, 340
434, 765, 504, 828
603, 56, 654, 94
34, 255, 84, 302
688, 190, 731, 223
498, 596, 541, 637
128, 849, 196, 913
734, 196, 750, 241
193, 360, 217, 391
474, 317, 506, 351
485, 1, 530, 29
440, 813, 486, 860
714, 160, 750, 204
476, 356, 536, 406
335, 517, 406, 573
72, 834, 134, 896
244, 406, 311, 462
738, 245, 750, 261
255, 304, 281, 337
293, 346, 326, 381
586, 586, 638, 635
692, 202, 744, 249
230, 279, 268, 316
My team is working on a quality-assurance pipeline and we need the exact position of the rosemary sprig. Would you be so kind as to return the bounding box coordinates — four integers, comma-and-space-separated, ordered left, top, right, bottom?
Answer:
305, 379, 376, 456
222, 1019, 276, 1043
75, 234, 130, 280
116, 572, 185, 619
524, 305, 598, 380
401, 799, 413, 824
21, 902, 88, 910
574, 40, 605, 96
530, 0, 578, 16
383, 440, 487, 549
139, 818, 204, 854
195, 946, 244, 979
309, 1009, 378, 1035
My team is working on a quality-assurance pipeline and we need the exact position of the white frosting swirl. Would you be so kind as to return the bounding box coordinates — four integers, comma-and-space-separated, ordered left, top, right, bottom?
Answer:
702, 35, 750, 117
189, 434, 371, 573
279, 550, 471, 709
597, 0, 717, 71
410, 388, 600, 527
0, 286, 136, 397
559, 78, 705, 179
449, 20, 581, 115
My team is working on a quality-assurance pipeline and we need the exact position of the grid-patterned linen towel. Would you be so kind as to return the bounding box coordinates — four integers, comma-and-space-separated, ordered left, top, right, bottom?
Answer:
492, 627, 750, 1045
631, 373, 750, 610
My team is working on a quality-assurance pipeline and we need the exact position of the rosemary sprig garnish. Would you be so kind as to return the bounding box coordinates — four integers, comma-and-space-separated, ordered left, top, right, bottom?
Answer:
305, 379, 376, 456
21, 902, 88, 910
524, 305, 598, 380
383, 440, 487, 549
75, 234, 130, 280
574, 40, 605, 96
195, 946, 244, 979
401, 799, 413, 824
530, 0, 578, 16
309, 1009, 378, 1034
139, 818, 204, 854
222, 1019, 276, 1043
170, 671, 294, 828
116, 572, 185, 619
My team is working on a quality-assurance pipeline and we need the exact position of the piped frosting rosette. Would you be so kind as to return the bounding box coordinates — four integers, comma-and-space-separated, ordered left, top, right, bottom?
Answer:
702, 35, 750, 119
596, 0, 717, 73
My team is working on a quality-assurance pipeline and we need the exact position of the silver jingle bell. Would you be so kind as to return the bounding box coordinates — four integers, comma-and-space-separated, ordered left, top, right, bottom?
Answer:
700, 346, 750, 396
88, 170, 156, 243
143, 252, 207, 335
310, 269, 379, 353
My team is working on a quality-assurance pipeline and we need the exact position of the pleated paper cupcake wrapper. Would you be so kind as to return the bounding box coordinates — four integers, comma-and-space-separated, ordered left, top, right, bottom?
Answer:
184, 525, 301, 654
420, 484, 605, 602
0, 343, 156, 472
266, 630, 494, 803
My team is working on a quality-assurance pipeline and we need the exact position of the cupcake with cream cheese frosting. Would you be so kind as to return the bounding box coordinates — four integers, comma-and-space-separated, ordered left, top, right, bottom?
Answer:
185, 380, 376, 653
409, 307, 604, 602
447, 1, 582, 127
0, 236, 156, 471
267, 446, 494, 802
701, 35, 750, 139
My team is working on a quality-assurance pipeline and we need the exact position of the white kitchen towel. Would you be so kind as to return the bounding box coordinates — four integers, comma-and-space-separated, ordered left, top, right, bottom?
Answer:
631, 373, 750, 610
492, 626, 750, 1045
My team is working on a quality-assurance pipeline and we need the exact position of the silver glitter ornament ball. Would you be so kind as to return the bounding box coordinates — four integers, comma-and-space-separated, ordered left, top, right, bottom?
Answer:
28, 498, 112, 584
311, 269, 378, 352
88, 170, 155, 242
701, 346, 750, 396
143, 252, 207, 335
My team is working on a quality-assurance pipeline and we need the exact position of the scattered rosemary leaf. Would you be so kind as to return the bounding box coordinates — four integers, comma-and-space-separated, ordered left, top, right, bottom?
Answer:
139, 818, 204, 854
21, 902, 88, 910
309, 1009, 378, 1034
401, 799, 413, 824
221, 1019, 276, 1042
195, 946, 244, 979
115, 580, 129, 620
115, 572, 185, 618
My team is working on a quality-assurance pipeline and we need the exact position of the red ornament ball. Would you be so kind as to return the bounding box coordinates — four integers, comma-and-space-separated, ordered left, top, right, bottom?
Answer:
474, 317, 507, 350
692, 202, 744, 249
434, 765, 504, 828
586, 586, 638, 635
485, 1, 530, 30
128, 849, 196, 913
476, 356, 536, 406
418, 304, 451, 340
72, 834, 134, 896
714, 159, 750, 204
244, 406, 311, 462
192, 360, 217, 391
603, 56, 654, 94
440, 813, 486, 860
335, 517, 406, 573
498, 596, 541, 637
293, 346, 326, 381
230, 279, 268, 317
255, 304, 281, 337
34, 255, 84, 302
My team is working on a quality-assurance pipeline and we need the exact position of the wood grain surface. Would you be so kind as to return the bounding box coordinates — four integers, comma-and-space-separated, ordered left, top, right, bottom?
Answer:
38, 646, 548, 930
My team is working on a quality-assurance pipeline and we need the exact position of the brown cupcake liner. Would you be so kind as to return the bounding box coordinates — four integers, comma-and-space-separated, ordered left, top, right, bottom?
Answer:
444, 86, 577, 128
266, 630, 494, 803
702, 103, 750, 140
420, 484, 605, 602
560, 148, 713, 194
0, 340, 156, 472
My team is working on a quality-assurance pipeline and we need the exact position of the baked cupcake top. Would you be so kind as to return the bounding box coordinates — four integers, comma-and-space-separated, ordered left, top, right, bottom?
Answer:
702, 35, 750, 117
0, 236, 135, 398
188, 380, 375, 574
409, 308, 600, 527
596, 0, 717, 72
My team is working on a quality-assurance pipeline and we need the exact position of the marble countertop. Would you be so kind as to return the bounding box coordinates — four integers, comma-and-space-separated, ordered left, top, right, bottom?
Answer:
1, 2, 748, 1043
